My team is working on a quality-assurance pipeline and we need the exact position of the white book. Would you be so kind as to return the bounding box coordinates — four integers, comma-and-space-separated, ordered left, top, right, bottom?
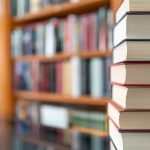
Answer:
71, 57, 81, 97
113, 40, 150, 63
114, 14, 150, 47
112, 84, 150, 109
116, 0, 150, 23
45, 20, 56, 56
40, 105, 69, 129
90, 58, 104, 98
11, 29, 23, 57
109, 119, 150, 150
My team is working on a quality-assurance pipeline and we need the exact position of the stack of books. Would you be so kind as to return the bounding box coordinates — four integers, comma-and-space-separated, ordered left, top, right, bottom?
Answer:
109, 0, 150, 149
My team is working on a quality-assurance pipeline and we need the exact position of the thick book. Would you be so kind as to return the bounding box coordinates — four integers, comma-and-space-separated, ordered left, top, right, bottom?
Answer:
108, 101, 150, 130
111, 62, 150, 86
112, 84, 150, 109
116, 0, 150, 23
113, 40, 150, 63
114, 13, 150, 47
109, 119, 150, 150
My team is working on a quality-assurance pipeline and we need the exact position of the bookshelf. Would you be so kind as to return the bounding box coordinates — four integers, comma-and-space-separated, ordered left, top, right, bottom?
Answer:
0, 0, 123, 149
72, 126, 108, 137
13, 51, 112, 62
14, 91, 108, 107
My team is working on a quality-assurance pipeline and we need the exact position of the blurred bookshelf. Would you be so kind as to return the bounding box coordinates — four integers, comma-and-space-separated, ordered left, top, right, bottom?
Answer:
0, 0, 123, 150
14, 91, 108, 106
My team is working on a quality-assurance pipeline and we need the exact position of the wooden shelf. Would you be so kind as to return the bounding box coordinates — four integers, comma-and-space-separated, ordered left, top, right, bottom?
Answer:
72, 126, 108, 137
13, 51, 112, 62
12, 0, 109, 27
15, 135, 70, 150
14, 91, 108, 107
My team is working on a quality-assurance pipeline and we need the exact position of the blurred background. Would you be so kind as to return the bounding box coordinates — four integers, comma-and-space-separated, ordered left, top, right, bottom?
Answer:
0, 0, 121, 150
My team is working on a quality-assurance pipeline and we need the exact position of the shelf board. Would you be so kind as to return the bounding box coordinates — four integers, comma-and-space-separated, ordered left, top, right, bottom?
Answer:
13, 51, 112, 62
72, 126, 108, 137
12, 0, 109, 27
15, 135, 70, 150
14, 91, 108, 107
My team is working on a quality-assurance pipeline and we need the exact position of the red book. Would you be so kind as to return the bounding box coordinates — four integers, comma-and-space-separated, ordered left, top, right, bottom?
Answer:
56, 62, 63, 94
80, 14, 89, 51
111, 62, 150, 86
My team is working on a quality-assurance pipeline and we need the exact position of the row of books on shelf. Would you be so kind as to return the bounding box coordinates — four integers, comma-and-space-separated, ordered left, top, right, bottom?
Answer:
12, 0, 87, 17
13, 57, 111, 98
11, 7, 112, 57
14, 99, 108, 150
13, 139, 54, 150
109, 0, 150, 149
13, 133, 108, 150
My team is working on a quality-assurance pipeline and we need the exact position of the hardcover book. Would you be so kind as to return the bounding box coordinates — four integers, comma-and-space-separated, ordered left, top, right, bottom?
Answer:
108, 101, 150, 130
114, 13, 150, 47
111, 62, 150, 86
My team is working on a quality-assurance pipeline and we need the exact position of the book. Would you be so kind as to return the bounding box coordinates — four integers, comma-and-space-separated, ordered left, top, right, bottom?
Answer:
90, 58, 104, 98
15, 100, 40, 137
56, 61, 63, 94
15, 100, 32, 136
11, 29, 23, 57
71, 57, 81, 97
111, 62, 150, 85
108, 101, 150, 130
112, 84, 150, 109
29, 0, 42, 13
97, 7, 108, 50
40, 105, 69, 129
116, 0, 150, 23
45, 20, 57, 56
114, 13, 150, 47
35, 23, 45, 55
110, 140, 117, 150
109, 119, 150, 150
81, 59, 90, 95
104, 57, 112, 97
113, 40, 150, 63
22, 26, 35, 55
